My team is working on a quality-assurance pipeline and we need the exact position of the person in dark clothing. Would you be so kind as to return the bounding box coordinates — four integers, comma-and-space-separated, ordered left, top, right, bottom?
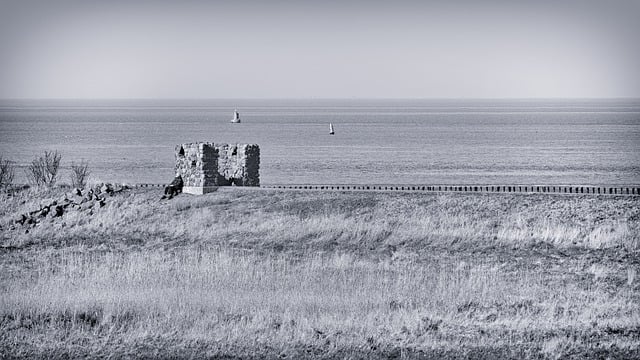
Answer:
162, 176, 183, 199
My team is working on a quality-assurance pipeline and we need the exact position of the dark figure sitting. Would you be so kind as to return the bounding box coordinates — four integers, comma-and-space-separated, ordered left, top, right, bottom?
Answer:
162, 176, 184, 199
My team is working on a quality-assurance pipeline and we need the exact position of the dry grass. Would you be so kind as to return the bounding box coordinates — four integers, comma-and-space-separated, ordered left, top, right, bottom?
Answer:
2, 250, 639, 359
1, 188, 639, 358
1, 187, 639, 253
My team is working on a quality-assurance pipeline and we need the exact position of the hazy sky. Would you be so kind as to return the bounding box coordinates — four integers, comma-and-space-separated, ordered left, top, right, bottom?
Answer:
1, 0, 639, 99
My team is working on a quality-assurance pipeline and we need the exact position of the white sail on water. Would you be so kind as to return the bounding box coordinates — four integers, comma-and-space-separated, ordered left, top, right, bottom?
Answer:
231, 109, 241, 123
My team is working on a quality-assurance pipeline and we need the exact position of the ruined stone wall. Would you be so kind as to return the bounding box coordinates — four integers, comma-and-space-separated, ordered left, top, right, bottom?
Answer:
175, 143, 218, 189
174, 142, 259, 193
215, 144, 260, 186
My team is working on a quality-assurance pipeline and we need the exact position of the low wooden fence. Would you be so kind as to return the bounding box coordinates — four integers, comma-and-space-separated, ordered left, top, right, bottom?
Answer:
136, 183, 165, 188
260, 184, 640, 196
136, 183, 640, 195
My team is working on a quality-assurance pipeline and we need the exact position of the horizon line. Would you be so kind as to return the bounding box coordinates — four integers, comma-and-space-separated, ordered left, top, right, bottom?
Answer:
2, 96, 640, 101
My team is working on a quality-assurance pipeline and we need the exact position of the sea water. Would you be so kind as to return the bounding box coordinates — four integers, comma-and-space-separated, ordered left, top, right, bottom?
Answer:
1, 99, 639, 186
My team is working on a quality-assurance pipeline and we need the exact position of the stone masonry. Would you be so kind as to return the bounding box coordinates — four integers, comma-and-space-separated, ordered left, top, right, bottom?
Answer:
175, 142, 260, 194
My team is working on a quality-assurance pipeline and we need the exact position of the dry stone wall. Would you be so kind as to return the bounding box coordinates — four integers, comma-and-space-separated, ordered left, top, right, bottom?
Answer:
216, 144, 260, 186
175, 142, 259, 194
175, 143, 218, 189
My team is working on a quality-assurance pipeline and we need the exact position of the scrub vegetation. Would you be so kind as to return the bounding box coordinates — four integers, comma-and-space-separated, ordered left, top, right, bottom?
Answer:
1, 187, 639, 359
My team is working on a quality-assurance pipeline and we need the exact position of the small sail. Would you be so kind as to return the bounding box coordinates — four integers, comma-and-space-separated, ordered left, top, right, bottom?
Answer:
329, 123, 335, 135
231, 109, 241, 123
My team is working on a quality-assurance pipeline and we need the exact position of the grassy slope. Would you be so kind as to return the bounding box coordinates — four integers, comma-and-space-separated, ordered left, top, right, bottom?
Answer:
1, 187, 639, 359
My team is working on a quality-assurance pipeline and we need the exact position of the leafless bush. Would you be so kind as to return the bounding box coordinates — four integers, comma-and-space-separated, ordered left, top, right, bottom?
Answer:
0, 156, 15, 187
70, 160, 91, 189
26, 150, 62, 187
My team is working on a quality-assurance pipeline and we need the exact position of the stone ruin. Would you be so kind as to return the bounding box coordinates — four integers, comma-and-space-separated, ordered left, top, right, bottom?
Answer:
175, 142, 260, 194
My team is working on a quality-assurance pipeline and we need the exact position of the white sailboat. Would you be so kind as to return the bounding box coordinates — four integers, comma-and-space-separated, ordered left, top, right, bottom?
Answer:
231, 109, 241, 123
329, 123, 335, 135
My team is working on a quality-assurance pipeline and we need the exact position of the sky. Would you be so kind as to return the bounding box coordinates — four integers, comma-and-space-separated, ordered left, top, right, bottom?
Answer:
0, 0, 639, 99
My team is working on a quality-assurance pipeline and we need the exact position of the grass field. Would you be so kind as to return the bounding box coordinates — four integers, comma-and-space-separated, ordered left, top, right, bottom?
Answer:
1, 187, 639, 359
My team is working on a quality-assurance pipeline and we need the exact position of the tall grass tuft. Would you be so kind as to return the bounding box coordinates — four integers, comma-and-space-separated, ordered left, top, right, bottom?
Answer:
70, 160, 91, 189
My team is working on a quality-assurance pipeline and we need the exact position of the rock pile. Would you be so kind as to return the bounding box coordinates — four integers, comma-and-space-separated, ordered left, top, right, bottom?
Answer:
13, 183, 130, 228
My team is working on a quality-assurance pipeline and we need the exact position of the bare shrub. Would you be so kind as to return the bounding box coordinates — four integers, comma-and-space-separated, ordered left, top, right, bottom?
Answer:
70, 160, 91, 189
26, 150, 62, 187
0, 156, 15, 187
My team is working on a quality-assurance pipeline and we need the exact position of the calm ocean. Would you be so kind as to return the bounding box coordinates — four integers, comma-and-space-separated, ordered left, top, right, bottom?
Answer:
1, 99, 639, 186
